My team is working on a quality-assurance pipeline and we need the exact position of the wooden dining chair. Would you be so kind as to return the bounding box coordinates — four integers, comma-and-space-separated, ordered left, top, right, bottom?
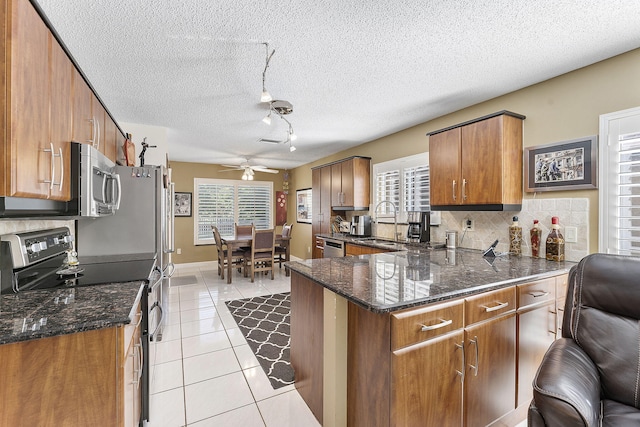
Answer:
243, 227, 276, 282
212, 226, 244, 280
275, 223, 293, 269
234, 223, 253, 237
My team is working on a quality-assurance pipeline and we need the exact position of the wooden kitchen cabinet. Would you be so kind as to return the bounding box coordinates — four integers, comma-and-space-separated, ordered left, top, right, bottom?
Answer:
516, 277, 557, 406
428, 111, 525, 210
312, 165, 332, 258
0, 306, 142, 426
463, 287, 516, 427
0, 0, 72, 200
345, 243, 389, 256
330, 156, 370, 209
72, 67, 94, 145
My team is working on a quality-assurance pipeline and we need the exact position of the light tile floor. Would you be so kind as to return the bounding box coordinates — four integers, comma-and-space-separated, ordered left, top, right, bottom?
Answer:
146, 262, 321, 427
147, 261, 528, 427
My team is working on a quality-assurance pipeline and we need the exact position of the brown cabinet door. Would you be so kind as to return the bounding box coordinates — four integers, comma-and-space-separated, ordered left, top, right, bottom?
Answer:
331, 162, 342, 206
312, 168, 322, 238
429, 127, 461, 206
516, 301, 556, 406
8, 0, 50, 198
340, 159, 354, 206
461, 116, 503, 205
320, 166, 332, 233
464, 313, 516, 427
92, 93, 107, 155
72, 68, 94, 144
103, 114, 117, 162
392, 331, 464, 427
49, 35, 73, 201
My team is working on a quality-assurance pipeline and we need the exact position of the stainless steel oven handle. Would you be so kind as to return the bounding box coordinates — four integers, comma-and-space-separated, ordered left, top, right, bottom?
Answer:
149, 302, 164, 341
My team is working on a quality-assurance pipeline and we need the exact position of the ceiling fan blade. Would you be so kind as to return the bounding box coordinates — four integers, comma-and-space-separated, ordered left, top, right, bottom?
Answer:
221, 164, 242, 169
252, 167, 279, 174
219, 168, 243, 172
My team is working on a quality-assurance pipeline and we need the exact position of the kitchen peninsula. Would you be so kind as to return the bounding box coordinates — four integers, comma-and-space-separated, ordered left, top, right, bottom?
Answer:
286, 247, 572, 427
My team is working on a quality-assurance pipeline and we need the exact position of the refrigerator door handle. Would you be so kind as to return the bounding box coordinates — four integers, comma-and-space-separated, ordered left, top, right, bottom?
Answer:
166, 182, 175, 253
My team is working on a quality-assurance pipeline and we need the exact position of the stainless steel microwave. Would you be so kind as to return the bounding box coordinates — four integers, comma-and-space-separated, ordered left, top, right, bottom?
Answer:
72, 142, 121, 217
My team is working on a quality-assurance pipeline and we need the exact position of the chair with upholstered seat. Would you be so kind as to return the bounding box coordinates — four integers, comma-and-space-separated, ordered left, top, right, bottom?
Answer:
212, 226, 244, 280
529, 253, 640, 426
235, 223, 253, 237
275, 223, 293, 269
243, 227, 276, 282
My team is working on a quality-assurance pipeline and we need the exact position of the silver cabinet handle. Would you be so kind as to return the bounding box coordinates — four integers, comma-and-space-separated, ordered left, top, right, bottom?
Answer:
469, 336, 479, 376
455, 341, 465, 382
452, 180, 456, 201
43, 143, 55, 190
462, 178, 468, 200
482, 301, 509, 312
529, 291, 550, 298
96, 117, 101, 150
89, 117, 96, 147
137, 337, 144, 380
420, 318, 452, 331
57, 147, 64, 191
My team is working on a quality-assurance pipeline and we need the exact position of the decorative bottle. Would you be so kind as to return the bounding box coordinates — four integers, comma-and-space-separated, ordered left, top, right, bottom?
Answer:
530, 220, 542, 258
509, 216, 522, 256
545, 216, 565, 261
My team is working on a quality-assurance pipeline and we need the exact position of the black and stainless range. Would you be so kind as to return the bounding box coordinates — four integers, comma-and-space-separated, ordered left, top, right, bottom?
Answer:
0, 226, 158, 426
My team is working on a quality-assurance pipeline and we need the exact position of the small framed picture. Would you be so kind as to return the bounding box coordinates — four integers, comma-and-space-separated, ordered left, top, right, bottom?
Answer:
524, 136, 598, 192
174, 192, 192, 217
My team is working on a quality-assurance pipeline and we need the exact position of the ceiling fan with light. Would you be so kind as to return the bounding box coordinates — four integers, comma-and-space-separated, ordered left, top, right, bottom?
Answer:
219, 159, 278, 180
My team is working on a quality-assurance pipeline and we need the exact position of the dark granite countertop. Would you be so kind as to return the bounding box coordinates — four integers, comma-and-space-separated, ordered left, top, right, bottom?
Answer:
0, 282, 144, 345
316, 233, 445, 251
286, 248, 574, 313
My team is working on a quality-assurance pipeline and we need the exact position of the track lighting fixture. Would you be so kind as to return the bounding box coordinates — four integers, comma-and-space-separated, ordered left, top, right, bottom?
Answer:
262, 110, 272, 125
258, 43, 299, 152
261, 43, 275, 103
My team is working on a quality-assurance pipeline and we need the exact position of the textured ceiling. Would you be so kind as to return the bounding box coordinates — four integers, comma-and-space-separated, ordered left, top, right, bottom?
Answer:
36, 0, 640, 170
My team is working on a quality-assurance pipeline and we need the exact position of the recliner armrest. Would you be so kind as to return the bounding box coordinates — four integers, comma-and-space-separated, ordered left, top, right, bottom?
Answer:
532, 338, 601, 426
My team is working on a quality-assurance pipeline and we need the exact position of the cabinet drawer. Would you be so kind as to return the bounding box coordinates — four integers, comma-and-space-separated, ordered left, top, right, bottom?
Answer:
391, 299, 464, 350
517, 277, 556, 309
465, 286, 516, 325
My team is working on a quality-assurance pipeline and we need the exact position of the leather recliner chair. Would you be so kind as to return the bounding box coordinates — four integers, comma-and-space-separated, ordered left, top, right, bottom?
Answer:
529, 253, 640, 426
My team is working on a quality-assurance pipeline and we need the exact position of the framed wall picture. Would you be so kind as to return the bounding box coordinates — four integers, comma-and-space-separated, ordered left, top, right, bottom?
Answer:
174, 192, 192, 217
524, 135, 598, 192
296, 188, 312, 224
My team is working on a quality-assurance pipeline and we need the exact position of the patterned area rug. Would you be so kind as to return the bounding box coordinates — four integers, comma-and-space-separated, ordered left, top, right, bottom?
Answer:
225, 293, 294, 389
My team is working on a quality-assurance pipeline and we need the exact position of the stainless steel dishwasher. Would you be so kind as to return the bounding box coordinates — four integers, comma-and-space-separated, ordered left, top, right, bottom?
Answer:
323, 238, 345, 258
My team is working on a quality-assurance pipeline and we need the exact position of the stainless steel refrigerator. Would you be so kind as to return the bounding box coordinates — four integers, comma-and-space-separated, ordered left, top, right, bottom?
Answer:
76, 164, 175, 423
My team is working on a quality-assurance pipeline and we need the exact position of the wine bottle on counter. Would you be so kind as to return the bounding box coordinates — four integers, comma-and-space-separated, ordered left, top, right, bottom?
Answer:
545, 216, 565, 261
530, 219, 542, 258
509, 216, 522, 256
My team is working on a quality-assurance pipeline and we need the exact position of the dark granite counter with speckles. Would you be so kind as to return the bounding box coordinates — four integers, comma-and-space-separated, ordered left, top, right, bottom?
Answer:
0, 282, 144, 345
286, 247, 574, 313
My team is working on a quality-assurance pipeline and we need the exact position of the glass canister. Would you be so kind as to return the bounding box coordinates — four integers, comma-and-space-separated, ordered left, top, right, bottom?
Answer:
545, 216, 565, 261
509, 216, 522, 256
530, 220, 542, 258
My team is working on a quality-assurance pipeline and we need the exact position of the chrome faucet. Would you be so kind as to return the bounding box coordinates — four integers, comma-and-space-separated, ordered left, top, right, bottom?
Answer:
374, 200, 398, 241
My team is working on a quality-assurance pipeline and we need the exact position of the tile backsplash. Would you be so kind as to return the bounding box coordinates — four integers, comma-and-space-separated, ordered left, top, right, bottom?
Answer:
375, 198, 589, 262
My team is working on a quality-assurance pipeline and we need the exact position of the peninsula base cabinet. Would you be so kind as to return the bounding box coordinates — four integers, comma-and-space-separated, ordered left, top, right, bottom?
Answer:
0, 319, 142, 426
289, 270, 569, 427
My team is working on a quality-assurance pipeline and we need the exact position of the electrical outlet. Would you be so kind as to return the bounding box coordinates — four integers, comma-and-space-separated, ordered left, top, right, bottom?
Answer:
565, 226, 578, 243
176, 248, 182, 255
463, 218, 474, 231
307, 246, 311, 254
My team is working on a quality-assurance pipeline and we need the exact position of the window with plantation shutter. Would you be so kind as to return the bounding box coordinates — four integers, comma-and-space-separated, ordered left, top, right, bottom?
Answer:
194, 178, 273, 245
373, 153, 430, 223
599, 107, 640, 255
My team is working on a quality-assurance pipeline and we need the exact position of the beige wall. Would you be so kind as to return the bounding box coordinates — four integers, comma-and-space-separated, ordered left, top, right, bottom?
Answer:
288, 47, 640, 259
170, 162, 287, 264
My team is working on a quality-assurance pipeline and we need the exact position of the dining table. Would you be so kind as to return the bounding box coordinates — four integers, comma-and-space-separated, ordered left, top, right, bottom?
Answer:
219, 232, 291, 284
